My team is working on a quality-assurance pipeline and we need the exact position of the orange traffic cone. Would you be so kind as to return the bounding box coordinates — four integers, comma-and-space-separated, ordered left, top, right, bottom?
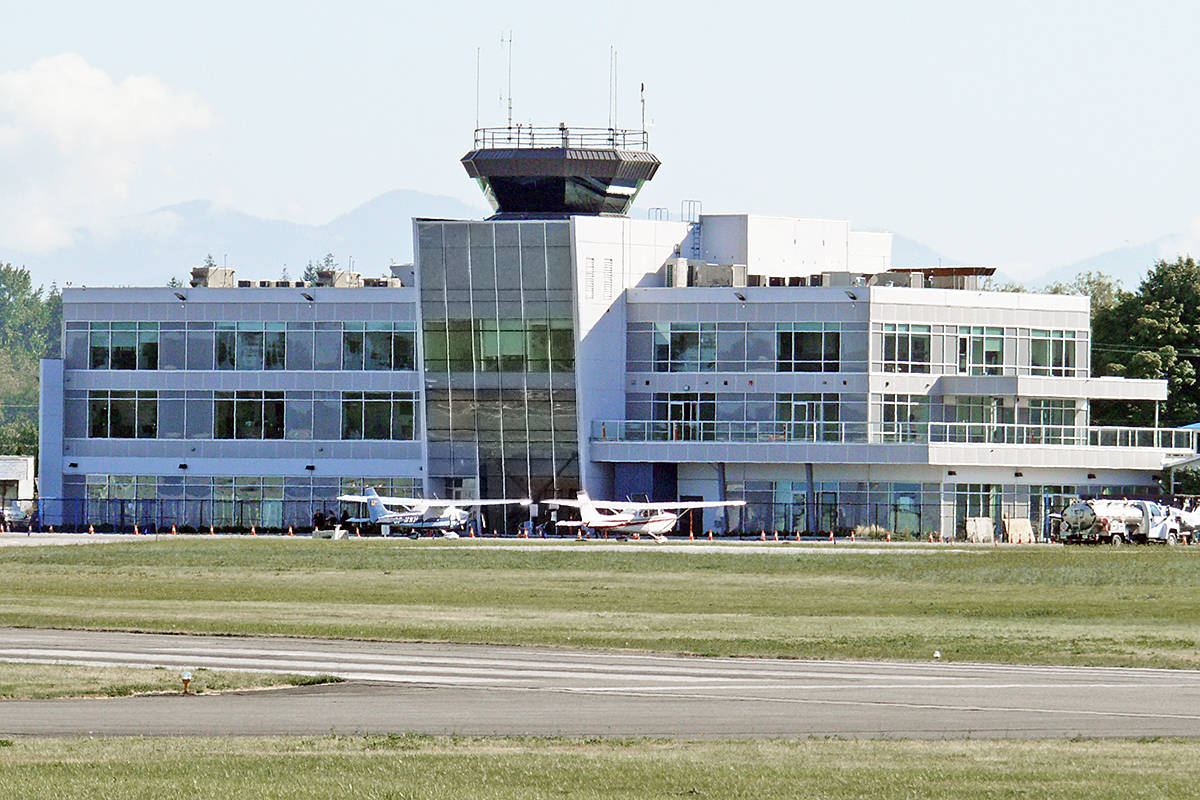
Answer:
707, 530, 713, 541
689, 530, 694, 540
886, 531, 891, 542
773, 530, 779, 541
829, 531, 834, 542
209, 525, 215, 535
133, 524, 139, 535
88, 524, 94, 534
850, 530, 855, 542
355, 527, 360, 537
288, 525, 294, 536
928, 532, 934, 543
250, 525, 256, 536
171, 524, 177, 535
760, 530, 766, 541
794, 531, 799, 541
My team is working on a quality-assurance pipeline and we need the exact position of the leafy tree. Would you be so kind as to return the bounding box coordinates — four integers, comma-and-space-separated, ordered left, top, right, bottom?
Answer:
0, 264, 62, 457
301, 261, 319, 283
981, 276, 1025, 292
1088, 258, 1200, 426
1043, 270, 1124, 314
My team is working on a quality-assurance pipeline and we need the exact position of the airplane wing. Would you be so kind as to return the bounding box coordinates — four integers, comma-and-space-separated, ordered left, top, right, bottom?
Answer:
338, 494, 529, 508
421, 498, 531, 508
544, 498, 745, 511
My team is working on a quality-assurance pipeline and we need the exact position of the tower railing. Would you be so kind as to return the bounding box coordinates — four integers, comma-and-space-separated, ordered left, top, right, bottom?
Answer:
472, 125, 650, 151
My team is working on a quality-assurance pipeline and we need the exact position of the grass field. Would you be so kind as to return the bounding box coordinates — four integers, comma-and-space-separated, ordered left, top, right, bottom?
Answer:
0, 662, 341, 699
0, 735, 1197, 799
2, 538, 1200, 667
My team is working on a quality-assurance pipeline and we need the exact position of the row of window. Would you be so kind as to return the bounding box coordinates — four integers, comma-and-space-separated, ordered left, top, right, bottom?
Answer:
85, 390, 418, 441
879, 324, 1082, 376
81, 474, 422, 501
628, 322, 1086, 376
71, 322, 417, 372
629, 322, 867, 374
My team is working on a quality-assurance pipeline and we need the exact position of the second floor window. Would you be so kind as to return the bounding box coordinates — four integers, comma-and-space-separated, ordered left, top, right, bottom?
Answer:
777, 328, 839, 372
958, 326, 1004, 375
881, 324, 931, 373
87, 390, 157, 438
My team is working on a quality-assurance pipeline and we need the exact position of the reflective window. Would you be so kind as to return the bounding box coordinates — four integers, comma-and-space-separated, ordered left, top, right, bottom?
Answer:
1030, 329, 1077, 376
340, 392, 417, 440
87, 390, 156, 438
958, 326, 1004, 375
214, 391, 285, 439
881, 324, 931, 373
777, 325, 839, 372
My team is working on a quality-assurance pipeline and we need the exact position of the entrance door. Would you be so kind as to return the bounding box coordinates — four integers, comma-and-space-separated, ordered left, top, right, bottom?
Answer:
668, 397, 697, 441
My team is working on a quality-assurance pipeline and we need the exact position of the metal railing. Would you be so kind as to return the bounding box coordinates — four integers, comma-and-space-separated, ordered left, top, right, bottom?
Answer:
590, 420, 1200, 453
472, 125, 650, 151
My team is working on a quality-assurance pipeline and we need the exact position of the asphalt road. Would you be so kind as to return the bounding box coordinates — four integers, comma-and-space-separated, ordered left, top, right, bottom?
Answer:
2, 628, 1199, 739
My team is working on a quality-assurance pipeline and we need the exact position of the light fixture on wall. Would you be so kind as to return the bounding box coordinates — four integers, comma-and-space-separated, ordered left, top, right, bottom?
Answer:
178, 463, 188, 470
173, 292, 187, 302
947, 470, 957, 476
1087, 473, 1096, 480
1014, 471, 1023, 478
305, 464, 316, 471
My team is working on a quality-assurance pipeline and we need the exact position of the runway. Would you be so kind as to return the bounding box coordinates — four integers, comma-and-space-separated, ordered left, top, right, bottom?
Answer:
2, 628, 1199, 739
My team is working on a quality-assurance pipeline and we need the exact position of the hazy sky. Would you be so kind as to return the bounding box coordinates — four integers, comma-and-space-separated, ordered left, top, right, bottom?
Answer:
3, 0, 1200, 280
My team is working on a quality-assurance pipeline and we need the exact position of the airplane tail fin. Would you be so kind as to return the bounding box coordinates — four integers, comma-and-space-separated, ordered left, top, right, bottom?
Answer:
364, 487, 387, 524
576, 491, 600, 526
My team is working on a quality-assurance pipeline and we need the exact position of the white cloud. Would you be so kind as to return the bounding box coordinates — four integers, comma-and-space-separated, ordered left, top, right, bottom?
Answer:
0, 54, 212, 252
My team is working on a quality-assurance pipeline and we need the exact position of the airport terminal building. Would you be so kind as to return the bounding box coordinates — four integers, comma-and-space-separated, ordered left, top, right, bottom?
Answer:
37, 126, 1200, 538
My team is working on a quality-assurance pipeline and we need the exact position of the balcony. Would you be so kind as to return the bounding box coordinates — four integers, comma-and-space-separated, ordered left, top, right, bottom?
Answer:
588, 420, 1200, 469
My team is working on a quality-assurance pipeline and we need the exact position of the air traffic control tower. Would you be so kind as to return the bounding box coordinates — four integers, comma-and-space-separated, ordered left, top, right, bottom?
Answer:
416, 124, 664, 522
461, 125, 661, 217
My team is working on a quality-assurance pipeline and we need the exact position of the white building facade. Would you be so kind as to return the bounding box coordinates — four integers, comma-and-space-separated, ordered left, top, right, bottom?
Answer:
36, 125, 1198, 538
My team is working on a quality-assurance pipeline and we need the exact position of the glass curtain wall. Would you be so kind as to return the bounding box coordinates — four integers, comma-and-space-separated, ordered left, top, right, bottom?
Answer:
418, 220, 580, 530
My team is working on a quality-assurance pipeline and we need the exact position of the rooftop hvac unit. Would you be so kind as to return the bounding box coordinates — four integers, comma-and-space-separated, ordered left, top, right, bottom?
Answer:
189, 266, 236, 288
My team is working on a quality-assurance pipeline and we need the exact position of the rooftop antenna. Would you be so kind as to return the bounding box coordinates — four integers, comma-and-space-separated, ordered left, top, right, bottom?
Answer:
474, 46, 481, 130
501, 31, 513, 128
640, 82, 646, 142
608, 46, 617, 131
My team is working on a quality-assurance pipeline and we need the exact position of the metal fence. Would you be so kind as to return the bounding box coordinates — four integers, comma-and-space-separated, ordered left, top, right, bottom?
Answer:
591, 419, 1200, 454
17, 498, 348, 534
472, 125, 650, 150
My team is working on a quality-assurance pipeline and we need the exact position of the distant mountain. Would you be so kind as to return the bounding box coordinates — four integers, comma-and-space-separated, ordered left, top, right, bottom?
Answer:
4, 190, 487, 288
1036, 233, 1200, 290
889, 234, 960, 270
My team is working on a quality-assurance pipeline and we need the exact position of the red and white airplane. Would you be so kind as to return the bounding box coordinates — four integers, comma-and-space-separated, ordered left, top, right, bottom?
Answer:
545, 492, 745, 537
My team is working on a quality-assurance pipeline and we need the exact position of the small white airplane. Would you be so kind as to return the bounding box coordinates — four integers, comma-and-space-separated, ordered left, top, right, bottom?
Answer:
335, 487, 530, 535
545, 492, 745, 538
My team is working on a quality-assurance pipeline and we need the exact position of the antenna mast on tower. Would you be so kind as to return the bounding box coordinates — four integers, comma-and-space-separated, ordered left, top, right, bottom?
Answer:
501, 31, 513, 128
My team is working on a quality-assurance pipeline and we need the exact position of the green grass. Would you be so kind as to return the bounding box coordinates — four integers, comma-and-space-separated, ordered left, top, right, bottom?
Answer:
0, 736, 1198, 799
0, 662, 343, 699
3, 539, 1200, 666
